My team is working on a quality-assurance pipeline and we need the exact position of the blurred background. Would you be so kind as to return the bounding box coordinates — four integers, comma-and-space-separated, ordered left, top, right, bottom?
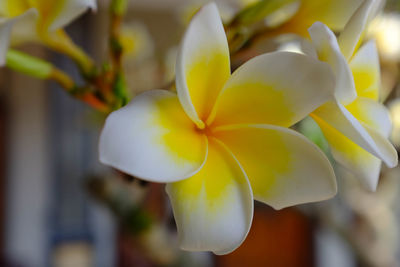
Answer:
0, 0, 400, 266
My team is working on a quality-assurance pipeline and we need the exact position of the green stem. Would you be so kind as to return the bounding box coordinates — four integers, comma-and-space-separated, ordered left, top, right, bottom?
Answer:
6, 49, 53, 79
5, 49, 110, 112
6, 49, 76, 92
108, 0, 129, 109
110, 0, 128, 16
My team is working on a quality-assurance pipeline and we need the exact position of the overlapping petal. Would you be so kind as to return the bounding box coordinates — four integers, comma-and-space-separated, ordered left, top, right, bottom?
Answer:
314, 117, 383, 191
99, 90, 207, 183
212, 124, 337, 209
279, 0, 363, 36
338, 0, 380, 60
176, 2, 230, 126
300, 0, 363, 31
166, 138, 253, 255
346, 97, 392, 136
349, 41, 380, 100
207, 52, 335, 128
363, 124, 397, 164
312, 101, 397, 168
308, 22, 356, 104
46, 0, 97, 32
307, 8, 397, 191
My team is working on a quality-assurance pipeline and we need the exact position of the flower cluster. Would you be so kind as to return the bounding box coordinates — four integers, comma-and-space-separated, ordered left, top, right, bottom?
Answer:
99, 0, 398, 254
1, 0, 395, 255
0, 0, 96, 65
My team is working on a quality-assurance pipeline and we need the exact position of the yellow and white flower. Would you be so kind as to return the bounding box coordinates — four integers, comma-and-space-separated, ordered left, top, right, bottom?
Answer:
99, 3, 337, 254
307, 0, 398, 191
0, 0, 96, 65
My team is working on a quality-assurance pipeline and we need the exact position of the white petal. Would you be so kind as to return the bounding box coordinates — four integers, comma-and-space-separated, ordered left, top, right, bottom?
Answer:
166, 138, 253, 255
346, 97, 392, 137
363, 124, 398, 168
345, 152, 383, 192
175, 2, 230, 126
99, 90, 207, 183
338, 0, 378, 60
299, 38, 319, 59
213, 124, 337, 209
49, 0, 96, 31
207, 51, 335, 128
315, 118, 383, 191
349, 40, 380, 100
0, 20, 14, 66
308, 22, 356, 104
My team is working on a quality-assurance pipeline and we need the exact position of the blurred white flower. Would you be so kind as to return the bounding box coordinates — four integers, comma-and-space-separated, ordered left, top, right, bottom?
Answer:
368, 13, 400, 61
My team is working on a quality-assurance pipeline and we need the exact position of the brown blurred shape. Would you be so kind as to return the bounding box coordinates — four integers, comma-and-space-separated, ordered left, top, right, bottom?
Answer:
216, 206, 314, 267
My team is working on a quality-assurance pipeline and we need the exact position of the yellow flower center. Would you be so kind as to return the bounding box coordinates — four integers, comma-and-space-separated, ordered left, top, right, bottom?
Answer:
195, 122, 214, 137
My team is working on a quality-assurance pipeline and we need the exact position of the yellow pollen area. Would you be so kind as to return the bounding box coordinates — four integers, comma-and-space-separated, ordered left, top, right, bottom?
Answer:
186, 50, 230, 121
169, 138, 244, 211
351, 67, 379, 100
345, 99, 380, 131
210, 82, 294, 127
153, 95, 206, 165
213, 127, 291, 199
194, 122, 215, 138
154, 95, 244, 209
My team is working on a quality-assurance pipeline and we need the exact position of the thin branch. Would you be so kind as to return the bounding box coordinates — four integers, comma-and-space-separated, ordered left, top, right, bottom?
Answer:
43, 30, 96, 77
106, 0, 129, 108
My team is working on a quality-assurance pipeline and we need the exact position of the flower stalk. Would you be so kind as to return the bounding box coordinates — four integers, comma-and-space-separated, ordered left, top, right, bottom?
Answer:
6, 49, 53, 79
43, 30, 96, 78
108, 0, 129, 108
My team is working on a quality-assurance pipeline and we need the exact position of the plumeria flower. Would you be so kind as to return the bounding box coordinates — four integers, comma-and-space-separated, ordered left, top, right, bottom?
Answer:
307, 0, 398, 191
99, 3, 337, 254
0, 0, 96, 65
